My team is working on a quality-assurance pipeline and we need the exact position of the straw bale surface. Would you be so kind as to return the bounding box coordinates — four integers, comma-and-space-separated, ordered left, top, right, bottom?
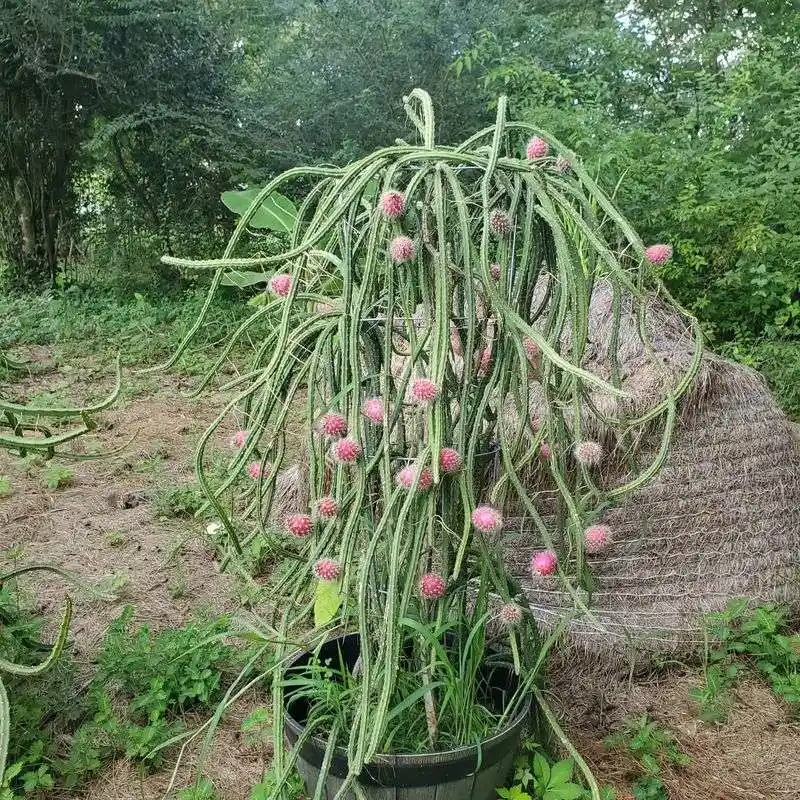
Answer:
504, 283, 800, 659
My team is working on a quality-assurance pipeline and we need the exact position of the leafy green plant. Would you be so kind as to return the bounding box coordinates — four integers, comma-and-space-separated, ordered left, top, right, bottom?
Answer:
498, 742, 586, 800
42, 463, 74, 490
176, 778, 218, 800
0, 567, 79, 797
104, 530, 126, 548
63, 607, 244, 779
604, 715, 689, 800
692, 600, 800, 722
152, 483, 206, 518
0, 477, 10, 497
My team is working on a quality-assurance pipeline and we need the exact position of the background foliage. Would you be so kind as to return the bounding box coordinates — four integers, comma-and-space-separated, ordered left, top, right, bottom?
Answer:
1, 0, 797, 415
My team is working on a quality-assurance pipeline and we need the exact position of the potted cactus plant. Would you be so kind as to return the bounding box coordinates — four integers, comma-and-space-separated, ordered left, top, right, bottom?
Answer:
163, 89, 699, 799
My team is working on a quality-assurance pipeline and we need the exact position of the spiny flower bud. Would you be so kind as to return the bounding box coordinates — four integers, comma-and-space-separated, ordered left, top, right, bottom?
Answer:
231, 429, 248, 449
500, 603, 523, 626
526, 136, 549, 160
554, 156, 572, 174
471, 505, 503, 533
395, 464, 433, 491
574, 440, 603, 467
439, 447, 462, 474
531, 550, 557, 576
645, 244, 673, 265
389, 235, 415, 262
585, 524, 612, 553
379, 190, 406, 219
319, 412, 347, 438
332, 438, 362, 463
411, 378, 439, 403
489, 209, 513, 236
312, 558, 341, 581
419, 572, 446, 599
362, 397, 384, 424
316, 496, 339, 518
285, 513, 313, 538
269, 273, 292, 297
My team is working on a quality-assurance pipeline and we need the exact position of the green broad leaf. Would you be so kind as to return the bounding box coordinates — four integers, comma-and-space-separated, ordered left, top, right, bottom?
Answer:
533, 752, 551, 784
314, 579, 343, 627
220, 271, 272, 288
0, 476, 9, 497
221, 189, 297, 232
548, 759, 574, 785
544, 784, 585, 800
496, 788, 532, 800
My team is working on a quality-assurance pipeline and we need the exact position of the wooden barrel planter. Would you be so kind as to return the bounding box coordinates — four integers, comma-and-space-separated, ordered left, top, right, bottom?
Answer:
284, 633, 530, 800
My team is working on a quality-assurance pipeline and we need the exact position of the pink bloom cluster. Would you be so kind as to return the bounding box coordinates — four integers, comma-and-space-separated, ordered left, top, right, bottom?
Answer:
319, 412, 347, 438
332, 438, 362, 464
526, 136, 549, 160
645, 244, 672, 265
439, 447, 462, 474
285, 513, 313, 538
396, 464, 433, 491
585, 524, 612, 553
531, 550, 557, 576
411, 377, 439, 403
269, 273, 292, 297
362, 397, 384, 424
390, 235, 416, 262
316, 496, 339, 519
419, 572, 446, 599
313, 558, 341, 581
471, 505, 503, 533
379, 190, 406, 219
574, 440, 603, 467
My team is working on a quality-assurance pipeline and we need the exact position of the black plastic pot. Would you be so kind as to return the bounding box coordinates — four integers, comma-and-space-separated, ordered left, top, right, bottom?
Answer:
283, 633, 530, 800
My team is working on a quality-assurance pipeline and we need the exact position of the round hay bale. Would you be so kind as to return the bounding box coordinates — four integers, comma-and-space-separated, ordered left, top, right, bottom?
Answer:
504, 284, 800, 663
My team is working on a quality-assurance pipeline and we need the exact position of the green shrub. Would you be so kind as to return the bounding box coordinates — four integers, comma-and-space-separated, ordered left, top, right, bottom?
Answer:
691, 600, 800, 724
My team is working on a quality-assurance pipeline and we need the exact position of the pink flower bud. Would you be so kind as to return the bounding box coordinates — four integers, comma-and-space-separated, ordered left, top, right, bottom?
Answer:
316, 496, 339, 519
362, 397, 384, 424
331, 438, 362, 464
379, 190, 406, 219
574, 440, 603, 467
319, 412, 347, 438
411, 378, 439, 403
312, 558, 341, 581
471, 505, 503, 533
389, 235, 415, 262
526, 136, 549, 160
285, 513, 313, 538
531, 550, 557, 576
439, 447, 462, 474
585, 524, 612, 553
419, 572, 446, 599
644, 244, 673, 265
269, 273, 292, 297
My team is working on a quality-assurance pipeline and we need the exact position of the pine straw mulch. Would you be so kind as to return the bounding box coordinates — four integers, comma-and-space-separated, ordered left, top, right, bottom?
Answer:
552, 666, 800, 800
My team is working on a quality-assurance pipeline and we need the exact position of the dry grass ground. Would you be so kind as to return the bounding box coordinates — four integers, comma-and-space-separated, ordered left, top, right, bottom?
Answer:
2, 346, 798, 799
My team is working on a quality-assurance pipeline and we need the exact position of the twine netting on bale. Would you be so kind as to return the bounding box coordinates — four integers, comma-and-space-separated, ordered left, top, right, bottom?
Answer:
503, 281, 800, 660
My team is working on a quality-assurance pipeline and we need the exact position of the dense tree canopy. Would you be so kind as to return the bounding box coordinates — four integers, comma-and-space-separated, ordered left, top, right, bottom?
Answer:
0, 0, 797, 410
